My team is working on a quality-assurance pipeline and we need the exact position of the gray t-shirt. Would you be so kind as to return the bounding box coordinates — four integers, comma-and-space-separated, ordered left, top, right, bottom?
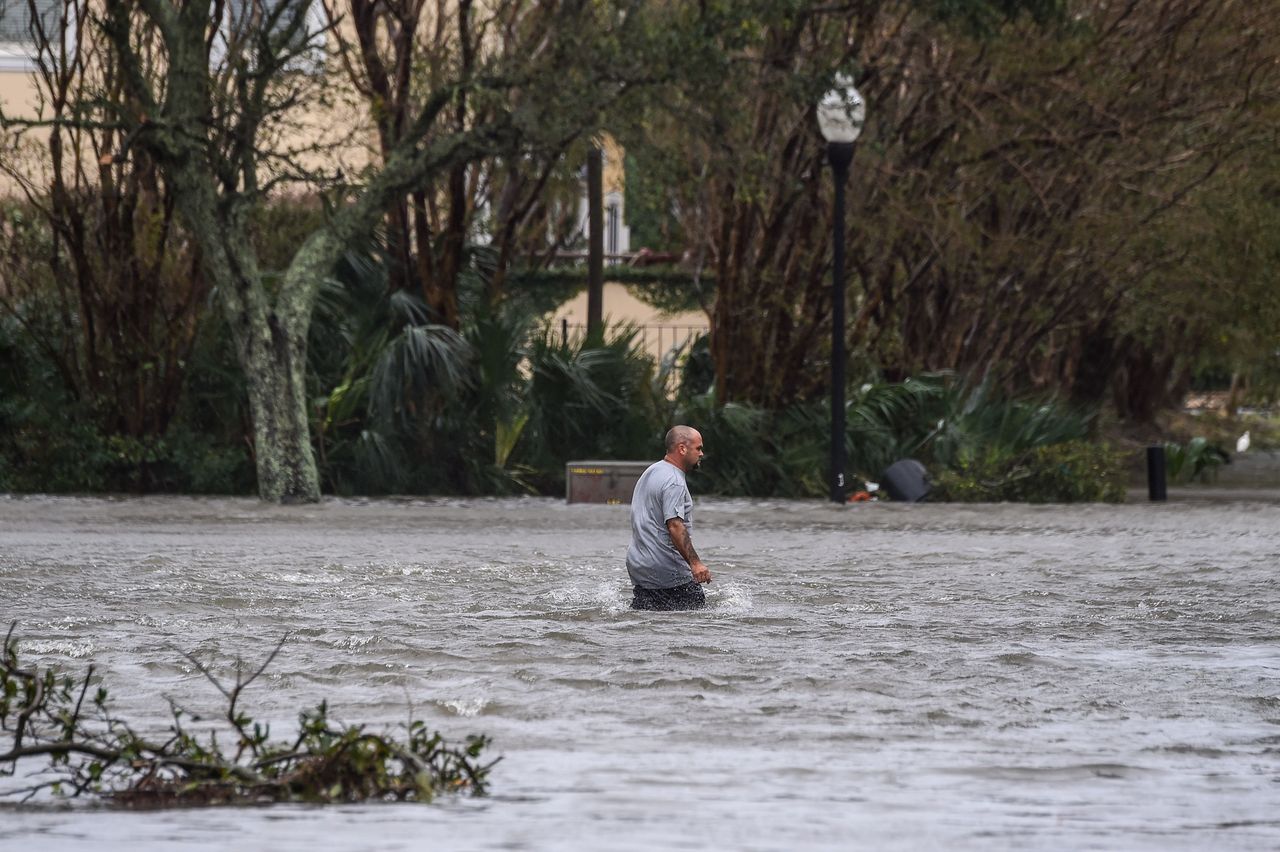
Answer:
626, 460, 694, 589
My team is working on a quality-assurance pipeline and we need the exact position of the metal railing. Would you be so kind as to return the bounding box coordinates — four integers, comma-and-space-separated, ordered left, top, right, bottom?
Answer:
554, 320, 709, 394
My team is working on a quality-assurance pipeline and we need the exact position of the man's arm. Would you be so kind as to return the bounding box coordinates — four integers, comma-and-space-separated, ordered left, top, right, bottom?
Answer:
666, 517, 711, 584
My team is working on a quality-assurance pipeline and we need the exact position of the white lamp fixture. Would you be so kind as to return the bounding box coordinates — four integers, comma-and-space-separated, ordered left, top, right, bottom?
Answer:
817, 74, 866, 144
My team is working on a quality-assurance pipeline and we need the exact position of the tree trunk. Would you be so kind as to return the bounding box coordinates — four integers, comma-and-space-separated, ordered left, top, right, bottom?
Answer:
158, 153, 322, 502
240, 314, 321, 503
223, 227, 341, 504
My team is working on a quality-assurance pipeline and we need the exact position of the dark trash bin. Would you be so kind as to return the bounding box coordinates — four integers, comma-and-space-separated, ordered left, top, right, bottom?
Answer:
880, 458, 930, 503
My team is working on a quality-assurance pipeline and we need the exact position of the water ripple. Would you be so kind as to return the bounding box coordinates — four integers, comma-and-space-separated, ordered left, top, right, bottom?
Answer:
1, 494, 1278, 849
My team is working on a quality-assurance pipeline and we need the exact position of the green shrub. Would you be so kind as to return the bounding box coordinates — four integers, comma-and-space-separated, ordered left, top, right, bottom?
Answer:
932, 440, 1127, 503
677, 333, 715, 400
0, 308, 252, 494
673, 378, 951, 498
672, 377, 1116, 501
1016, 441, 1128, 502
163, 427, 256, 494
676, 391, 780, 495
308, 240, 666, 495
515, 325, 663, 493
0, 414, 114, 493
1163, 437, 1230, 483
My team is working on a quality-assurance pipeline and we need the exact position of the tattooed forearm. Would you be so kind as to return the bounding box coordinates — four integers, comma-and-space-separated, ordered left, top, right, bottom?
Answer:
666, 518, 701, 566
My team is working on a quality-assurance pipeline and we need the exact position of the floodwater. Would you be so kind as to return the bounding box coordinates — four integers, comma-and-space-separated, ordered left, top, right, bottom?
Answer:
0, 493, 1277, 851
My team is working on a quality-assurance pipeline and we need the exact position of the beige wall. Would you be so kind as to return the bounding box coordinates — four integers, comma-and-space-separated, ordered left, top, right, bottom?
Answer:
555, 282, 708, 363
0, 67, 37, 115
0, 61, 44, 197
0, 17, 375, 198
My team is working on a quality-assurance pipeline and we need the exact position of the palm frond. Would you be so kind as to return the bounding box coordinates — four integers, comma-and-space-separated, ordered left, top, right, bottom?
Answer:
369, 324, 474, 426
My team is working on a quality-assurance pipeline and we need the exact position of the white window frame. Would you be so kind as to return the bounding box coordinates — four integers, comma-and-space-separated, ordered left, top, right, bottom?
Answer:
0, 45, 35, 72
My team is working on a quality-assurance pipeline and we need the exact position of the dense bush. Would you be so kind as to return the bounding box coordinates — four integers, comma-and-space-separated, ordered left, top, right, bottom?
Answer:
0, 315, 110, 492
1163, 437, 1231, 484
932, 441, 1128, 503
515, 327, 663, 493
0, 411, 112, 493
1, 229, 1126, 503
307, 245, 665, 496
0, 197, 312, 496
0, 302, 254, 495
676, 374, 1115, 502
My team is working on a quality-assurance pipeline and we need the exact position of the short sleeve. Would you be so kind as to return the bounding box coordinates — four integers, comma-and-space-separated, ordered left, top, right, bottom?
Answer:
661, 480, 688, 523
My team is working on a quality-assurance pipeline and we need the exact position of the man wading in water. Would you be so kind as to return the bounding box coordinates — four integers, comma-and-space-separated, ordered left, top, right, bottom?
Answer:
626, 425, 713, 611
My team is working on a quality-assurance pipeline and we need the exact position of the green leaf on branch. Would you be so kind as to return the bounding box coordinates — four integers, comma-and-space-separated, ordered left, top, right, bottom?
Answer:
0, 626, 497, 808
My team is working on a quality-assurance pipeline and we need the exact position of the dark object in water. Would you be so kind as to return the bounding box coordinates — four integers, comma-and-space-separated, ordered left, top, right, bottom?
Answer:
631, 581, 706, 611
880, 459, 930, 503
1146, 445, 1167, 502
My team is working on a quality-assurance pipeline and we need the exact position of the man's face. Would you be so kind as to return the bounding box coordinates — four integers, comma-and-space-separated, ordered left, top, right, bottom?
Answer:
681, 433, 705, 472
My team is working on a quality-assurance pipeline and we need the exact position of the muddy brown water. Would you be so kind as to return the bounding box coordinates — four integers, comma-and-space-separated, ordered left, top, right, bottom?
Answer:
1, 494, 1277, 850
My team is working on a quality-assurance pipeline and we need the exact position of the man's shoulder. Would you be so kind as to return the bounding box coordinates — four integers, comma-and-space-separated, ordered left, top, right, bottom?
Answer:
650, 460, 685, 483
637, 460, 685, 490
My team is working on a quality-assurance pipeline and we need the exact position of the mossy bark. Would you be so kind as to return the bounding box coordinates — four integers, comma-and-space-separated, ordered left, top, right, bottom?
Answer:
168, 178, 325, 503
236, 237, 341, 503
238, 309, 321, 504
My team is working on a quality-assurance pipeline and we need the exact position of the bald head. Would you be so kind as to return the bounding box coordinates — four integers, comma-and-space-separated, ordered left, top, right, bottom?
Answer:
665, 425, 699, 453
663, 425, 705, 473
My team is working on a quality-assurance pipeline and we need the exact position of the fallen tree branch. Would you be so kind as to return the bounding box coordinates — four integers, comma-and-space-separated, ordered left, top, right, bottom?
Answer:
0, 624, 497, 807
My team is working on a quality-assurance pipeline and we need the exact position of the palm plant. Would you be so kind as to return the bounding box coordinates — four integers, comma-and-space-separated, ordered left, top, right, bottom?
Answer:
515, 325, 663, 491
677, 373, 1094, 498
675, 390, 778, 495
919, 376, 1093, 469
466, 310, 532, 467
844, 376, 948, 477
309, 239, 665, 495
1163, 437, 1230, 484
672, 378, 941, 497
309, 244, 473, 494
841, 372, 1092, 471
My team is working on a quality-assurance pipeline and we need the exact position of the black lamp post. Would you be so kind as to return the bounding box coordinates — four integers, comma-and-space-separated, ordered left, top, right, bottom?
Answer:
586, 144, 604, 341
817, 77, 865, 504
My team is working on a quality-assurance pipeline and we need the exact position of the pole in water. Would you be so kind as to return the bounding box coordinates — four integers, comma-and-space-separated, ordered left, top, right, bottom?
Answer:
1146, 445, 1167, 502
826, 141, 854, 504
